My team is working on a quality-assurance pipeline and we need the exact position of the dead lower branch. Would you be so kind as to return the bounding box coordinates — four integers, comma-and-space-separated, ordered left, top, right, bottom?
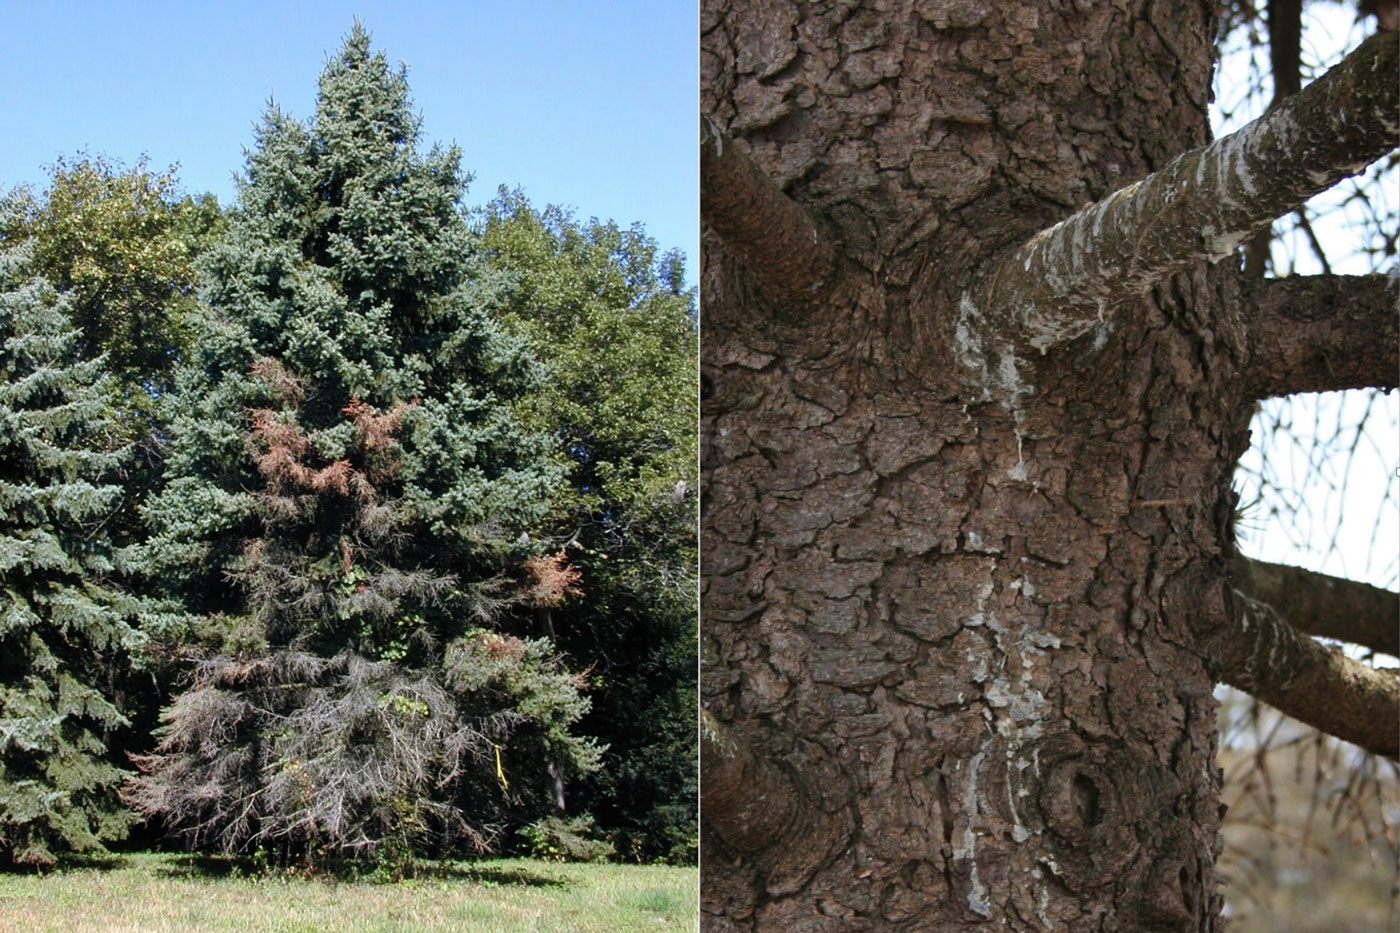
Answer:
1231, 555, 1399, 658
1242, 273, 1399, 398
1215, 590, 1399, 760
700, 117, 841, 319
969, 30, 1398, 356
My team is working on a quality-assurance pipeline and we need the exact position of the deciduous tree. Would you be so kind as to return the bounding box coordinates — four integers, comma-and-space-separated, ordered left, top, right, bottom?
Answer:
480, 193, 699, 861
1, 157, 220, 437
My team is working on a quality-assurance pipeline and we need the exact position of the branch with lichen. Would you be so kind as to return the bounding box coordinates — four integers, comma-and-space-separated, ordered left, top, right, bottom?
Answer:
1214, 590, 1399, 760
961, 31, 1398, 357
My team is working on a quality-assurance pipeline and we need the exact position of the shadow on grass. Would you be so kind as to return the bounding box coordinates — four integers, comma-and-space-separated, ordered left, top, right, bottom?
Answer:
153, 853, 246, 880
0, 853, 130, 876
417, 863, 568, 887
152, 853, 567, 888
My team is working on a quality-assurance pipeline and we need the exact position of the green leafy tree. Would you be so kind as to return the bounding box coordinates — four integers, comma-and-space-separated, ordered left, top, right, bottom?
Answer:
0, 232, 138, 865
125, 25, 596, 866
479, 192, 698, 862
1, 156, 221, 436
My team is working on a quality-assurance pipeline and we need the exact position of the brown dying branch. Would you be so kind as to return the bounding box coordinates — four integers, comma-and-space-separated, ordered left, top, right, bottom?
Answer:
1242, 273, 1399, 398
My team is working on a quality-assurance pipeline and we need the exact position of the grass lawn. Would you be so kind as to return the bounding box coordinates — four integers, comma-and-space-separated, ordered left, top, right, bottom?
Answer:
0, 851, 698, 932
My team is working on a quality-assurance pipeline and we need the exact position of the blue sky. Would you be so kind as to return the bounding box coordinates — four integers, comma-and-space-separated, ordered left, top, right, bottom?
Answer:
0, 1, 697, 281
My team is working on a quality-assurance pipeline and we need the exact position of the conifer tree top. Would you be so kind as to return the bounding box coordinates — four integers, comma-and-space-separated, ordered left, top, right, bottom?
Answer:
315, 22, 422, 155
149, 21, 557, 613
202, 22, 503, 409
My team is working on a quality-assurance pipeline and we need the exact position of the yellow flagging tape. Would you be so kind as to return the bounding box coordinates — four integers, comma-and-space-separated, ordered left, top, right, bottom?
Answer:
495, 744, 509, 792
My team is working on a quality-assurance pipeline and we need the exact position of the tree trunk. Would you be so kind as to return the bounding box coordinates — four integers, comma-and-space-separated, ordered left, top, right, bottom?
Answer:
697, 2, 1350, 928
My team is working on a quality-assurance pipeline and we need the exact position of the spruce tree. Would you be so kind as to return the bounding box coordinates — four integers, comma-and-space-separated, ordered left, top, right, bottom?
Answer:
126, 25, 596, 865
0, 233, 137, 865
2, 163, 225, 762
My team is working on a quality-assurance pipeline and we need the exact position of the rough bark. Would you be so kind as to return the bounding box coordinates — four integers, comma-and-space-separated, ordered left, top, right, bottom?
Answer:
1213, 590, 1400, 759
700, 710, 853, 898
701, 3, 1395, 929
1232, 555, 1400, 657
1242, 273, 1400, 397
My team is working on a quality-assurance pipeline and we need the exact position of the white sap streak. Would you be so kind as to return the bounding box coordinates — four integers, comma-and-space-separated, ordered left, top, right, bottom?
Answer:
968, 860, 992, 917
1208, 136, 1240, 213
1231, 129, 1257, 199
954, 292, 992, 401
1023, 307, 1080, 353
1091, 321, 1112, 351
994, 345, 1032, 472
1006, 774, 1029, 844
957, 748, 992, 917
1203, 228, 1249, 263
1074, 209, 1094, 257
1091, 191, 1114, 240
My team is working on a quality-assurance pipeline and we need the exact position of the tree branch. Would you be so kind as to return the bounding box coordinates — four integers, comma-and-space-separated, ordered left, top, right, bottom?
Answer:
699, 710, 851, 893
700, 118, 840, 317
1232, 555, 1399, 657
700, 709, 803, 856
969, 30, 1399, 355
1242, 273, 1399, 397
1216, 590, 1399, 759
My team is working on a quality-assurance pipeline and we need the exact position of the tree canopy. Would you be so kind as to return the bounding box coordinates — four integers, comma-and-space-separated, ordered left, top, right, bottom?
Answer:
1, 157, 220, 435
0, 18, 697, 874
480, 191, 698, 861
